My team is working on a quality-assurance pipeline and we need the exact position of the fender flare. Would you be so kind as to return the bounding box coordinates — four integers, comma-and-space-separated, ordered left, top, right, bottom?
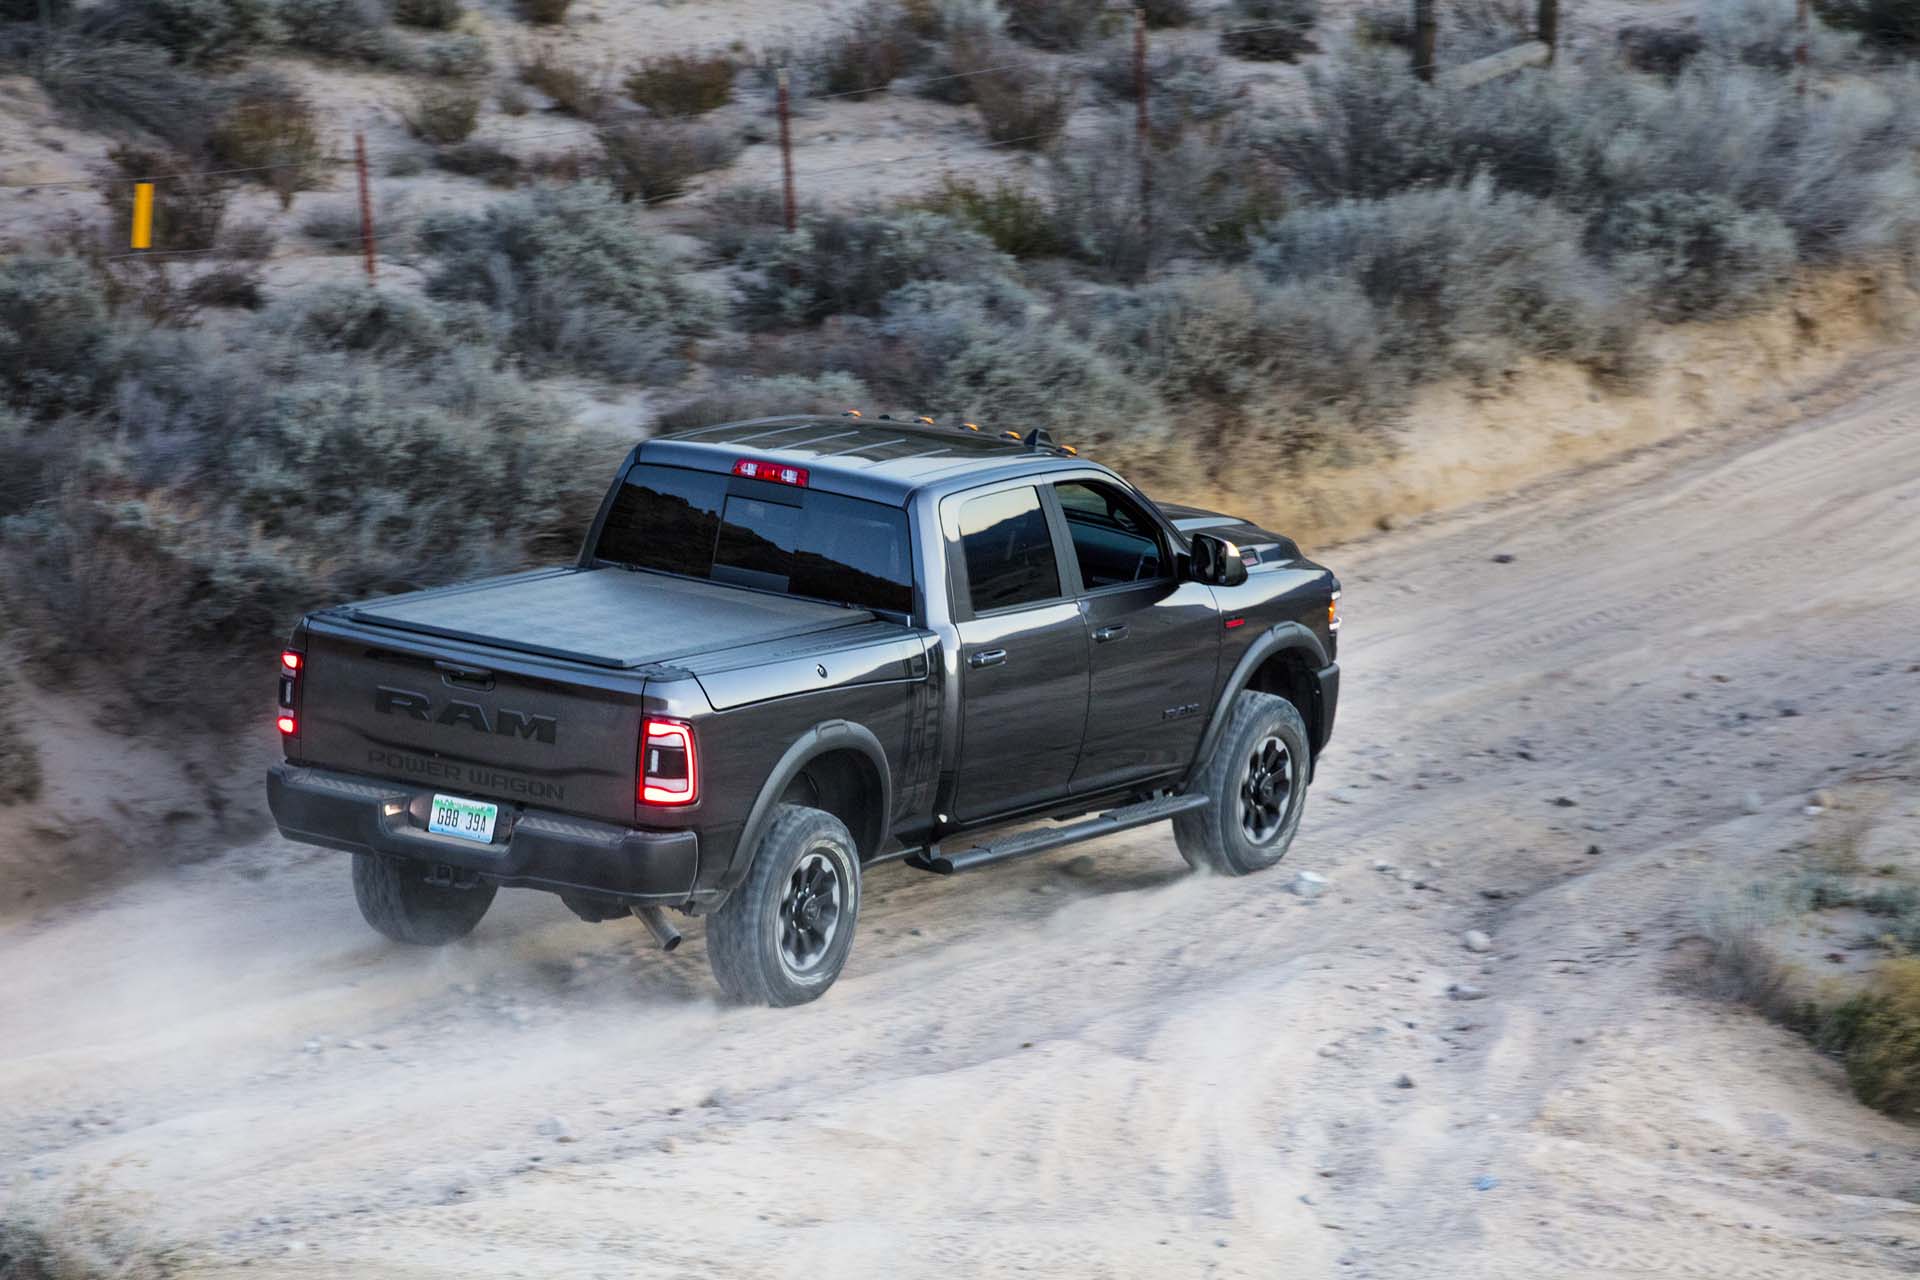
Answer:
723, 720, 894, 893
1183, 622, 1330, 786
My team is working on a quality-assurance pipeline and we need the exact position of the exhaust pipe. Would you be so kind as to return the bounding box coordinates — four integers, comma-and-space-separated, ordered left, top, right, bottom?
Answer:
632, 905, 683, 952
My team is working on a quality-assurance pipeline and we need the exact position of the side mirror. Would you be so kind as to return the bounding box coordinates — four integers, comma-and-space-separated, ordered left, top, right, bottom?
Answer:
1189, 533, 1248, 587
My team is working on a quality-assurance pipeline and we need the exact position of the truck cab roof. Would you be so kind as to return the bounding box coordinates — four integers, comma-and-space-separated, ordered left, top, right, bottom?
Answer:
640, 415, 1099, 506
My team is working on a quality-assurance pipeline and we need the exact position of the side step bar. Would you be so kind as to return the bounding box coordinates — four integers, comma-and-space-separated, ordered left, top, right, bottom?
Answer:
906, 793, 1209, 875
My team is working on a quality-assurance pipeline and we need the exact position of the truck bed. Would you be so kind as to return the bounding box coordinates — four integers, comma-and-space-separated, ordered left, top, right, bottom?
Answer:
348, 567, 873, 670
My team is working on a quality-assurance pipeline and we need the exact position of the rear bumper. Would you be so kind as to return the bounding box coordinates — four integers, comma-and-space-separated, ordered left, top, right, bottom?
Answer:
267, 763, 698, 905
1313, 661, 1340, 756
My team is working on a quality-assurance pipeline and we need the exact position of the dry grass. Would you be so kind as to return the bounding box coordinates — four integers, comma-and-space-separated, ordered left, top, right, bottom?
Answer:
517, 44, 608, 118
971, 66, 1070, 147
625, 53, 735, 117
599, 120, 741, 205
406, 84, 483, 144
208, 79, 331, 209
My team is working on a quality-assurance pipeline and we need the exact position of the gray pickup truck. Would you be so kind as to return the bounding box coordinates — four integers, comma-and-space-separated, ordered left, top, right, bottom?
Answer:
268, 415, 1341, 1004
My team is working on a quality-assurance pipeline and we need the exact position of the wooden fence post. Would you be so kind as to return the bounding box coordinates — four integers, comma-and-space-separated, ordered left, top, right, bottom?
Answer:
777, 68, 797, 233
1413, 0, 1438, 82
354, 132, 377, 283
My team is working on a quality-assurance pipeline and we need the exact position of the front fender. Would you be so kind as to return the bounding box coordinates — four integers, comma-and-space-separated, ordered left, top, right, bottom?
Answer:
1183, 622, 1331, 786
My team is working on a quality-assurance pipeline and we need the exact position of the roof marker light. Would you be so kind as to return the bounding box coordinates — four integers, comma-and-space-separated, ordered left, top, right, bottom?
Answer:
733, 458, 809, 487
917, 416, 935, 425
843, 409, 862, 418
1003, 431, 1022, 440
961, 422, 980, 432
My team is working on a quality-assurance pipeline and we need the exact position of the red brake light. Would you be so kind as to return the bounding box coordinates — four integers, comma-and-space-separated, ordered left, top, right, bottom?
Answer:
281, 650, 301, 672
733, 459, 808, 488
640, 718, 698, 806
276, 715, 297, 735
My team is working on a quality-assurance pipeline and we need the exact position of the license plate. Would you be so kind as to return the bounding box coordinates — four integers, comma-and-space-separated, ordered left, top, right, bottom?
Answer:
428, 794, 498, 844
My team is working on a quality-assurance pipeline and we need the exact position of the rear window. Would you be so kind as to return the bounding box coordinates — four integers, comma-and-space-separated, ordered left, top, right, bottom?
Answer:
594, 464, 914, 615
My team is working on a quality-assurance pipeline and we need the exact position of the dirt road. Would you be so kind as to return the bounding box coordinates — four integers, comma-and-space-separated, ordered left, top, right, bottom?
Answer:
4, 351, 1919, 1279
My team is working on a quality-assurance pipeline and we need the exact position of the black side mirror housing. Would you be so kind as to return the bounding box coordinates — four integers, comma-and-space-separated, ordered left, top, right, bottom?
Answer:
1189, 532, 1248, 587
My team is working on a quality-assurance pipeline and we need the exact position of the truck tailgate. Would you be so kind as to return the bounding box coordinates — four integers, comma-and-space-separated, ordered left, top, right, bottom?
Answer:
295, 620, 647, 826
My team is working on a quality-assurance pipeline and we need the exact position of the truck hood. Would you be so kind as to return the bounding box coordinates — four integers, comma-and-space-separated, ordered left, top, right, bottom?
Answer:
1152, 501, 1304, 567
346, 567, 874, 671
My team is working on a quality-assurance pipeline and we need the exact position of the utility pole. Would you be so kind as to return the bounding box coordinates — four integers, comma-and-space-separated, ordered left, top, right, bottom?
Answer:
1413, 0, 1438, 82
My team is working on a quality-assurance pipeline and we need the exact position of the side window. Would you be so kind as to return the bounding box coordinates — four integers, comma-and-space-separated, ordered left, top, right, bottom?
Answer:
1054, 480, 1166, 589
957, 487, 1062, 613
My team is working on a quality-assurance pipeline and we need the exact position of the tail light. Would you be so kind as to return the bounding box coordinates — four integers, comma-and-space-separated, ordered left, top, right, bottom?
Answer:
1328, 592, 1341, 634
639, 718, 698, 806
277, 648, 304, 737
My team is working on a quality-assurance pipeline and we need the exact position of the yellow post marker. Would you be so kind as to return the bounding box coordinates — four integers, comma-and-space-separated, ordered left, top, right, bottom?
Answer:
130, 182, 154, 250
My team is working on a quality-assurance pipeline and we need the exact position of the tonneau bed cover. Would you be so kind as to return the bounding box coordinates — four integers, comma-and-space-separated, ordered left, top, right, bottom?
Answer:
347, 567, 871, 670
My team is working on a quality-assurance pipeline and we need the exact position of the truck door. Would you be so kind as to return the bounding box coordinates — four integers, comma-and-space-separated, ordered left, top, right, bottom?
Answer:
1050, 479, 1220, 793
948, 484, 1091, 821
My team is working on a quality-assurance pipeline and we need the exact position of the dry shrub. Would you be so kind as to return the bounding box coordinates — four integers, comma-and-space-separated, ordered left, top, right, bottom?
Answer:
700, 184, 794, 260
518, 43, 608, 118
734, 209, 1014, 328
599, 120, 741, 204
1140, 0, 1196, 27
656, 372, 873, 432
0, 660, 46, 807
277, 0, 399, 64
1001, 0, 1107, 50
394, 0, 462, 29
407, 83, 483, 144
433, 139, 524, 184
971, 65, 1070, 147
1594, 191, 1796, 322
209, 77, 330, 207
20, 33, 220, 153
518, 0, 571, 24
813, 0, 924, 97
96, 144, 233, 253
1221, 0, 1321, 61
1814, 0, 1920, 49
625, 53, 735, 116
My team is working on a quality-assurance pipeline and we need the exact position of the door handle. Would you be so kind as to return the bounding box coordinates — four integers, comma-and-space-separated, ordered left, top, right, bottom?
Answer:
1092, 624, 1130, 644
967, 648, 1008, 669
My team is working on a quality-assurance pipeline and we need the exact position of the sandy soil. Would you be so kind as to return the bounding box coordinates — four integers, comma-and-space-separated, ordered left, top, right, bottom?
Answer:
3, 345, 1917, 1277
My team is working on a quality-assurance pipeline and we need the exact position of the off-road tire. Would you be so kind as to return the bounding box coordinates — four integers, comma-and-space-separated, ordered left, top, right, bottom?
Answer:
707, 805, 861, 1007
352, 853, 497, 945
1174, 691, 1311, 876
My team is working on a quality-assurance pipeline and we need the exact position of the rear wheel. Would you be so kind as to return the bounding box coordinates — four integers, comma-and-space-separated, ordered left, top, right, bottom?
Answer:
1174, 691, 1311, 876
707, 805, 860, 1007
352, 853, 496, 945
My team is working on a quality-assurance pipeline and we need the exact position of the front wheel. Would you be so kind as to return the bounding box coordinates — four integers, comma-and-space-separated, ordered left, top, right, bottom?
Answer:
1174, 691, 1311, 876
707, 805, 861, 1007
352, 853, 496, 945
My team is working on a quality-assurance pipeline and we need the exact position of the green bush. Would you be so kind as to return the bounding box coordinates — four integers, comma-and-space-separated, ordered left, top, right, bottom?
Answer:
1814, 0, 1920, 49
21, 34, 220, 153
735, 209, 1015, 328
1250, 178, 1639, 380
276, 0, 398, 63
921, 177, 1064, 258
1595, 192, 1796, 321
78, 0, 275, 66
655, 372, 873, 432
0, 257, 114, 417
407, 83, 483, 144
418, 184, 722, 378
393, 0, 462, 29
625, 53, 735, 116
599, 120, 741, 204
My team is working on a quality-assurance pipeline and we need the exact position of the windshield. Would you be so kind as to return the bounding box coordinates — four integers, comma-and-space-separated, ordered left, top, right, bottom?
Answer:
593, 464, 914, 616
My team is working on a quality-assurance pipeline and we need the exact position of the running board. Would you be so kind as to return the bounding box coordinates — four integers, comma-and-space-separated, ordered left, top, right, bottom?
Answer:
906, 793, 1209, 875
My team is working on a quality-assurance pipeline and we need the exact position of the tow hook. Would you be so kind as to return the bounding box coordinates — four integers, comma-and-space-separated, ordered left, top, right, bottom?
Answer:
632, 906, 683, 952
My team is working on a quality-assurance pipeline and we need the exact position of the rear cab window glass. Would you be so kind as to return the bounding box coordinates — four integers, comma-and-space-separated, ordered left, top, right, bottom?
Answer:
957, 487, 1062, 613
594, 464, 914, 615
1054, 480, 1166, 589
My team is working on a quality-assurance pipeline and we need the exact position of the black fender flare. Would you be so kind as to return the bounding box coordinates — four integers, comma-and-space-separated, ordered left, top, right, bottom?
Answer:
1183, 622, 1330, 786
723, 719, 894, 893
